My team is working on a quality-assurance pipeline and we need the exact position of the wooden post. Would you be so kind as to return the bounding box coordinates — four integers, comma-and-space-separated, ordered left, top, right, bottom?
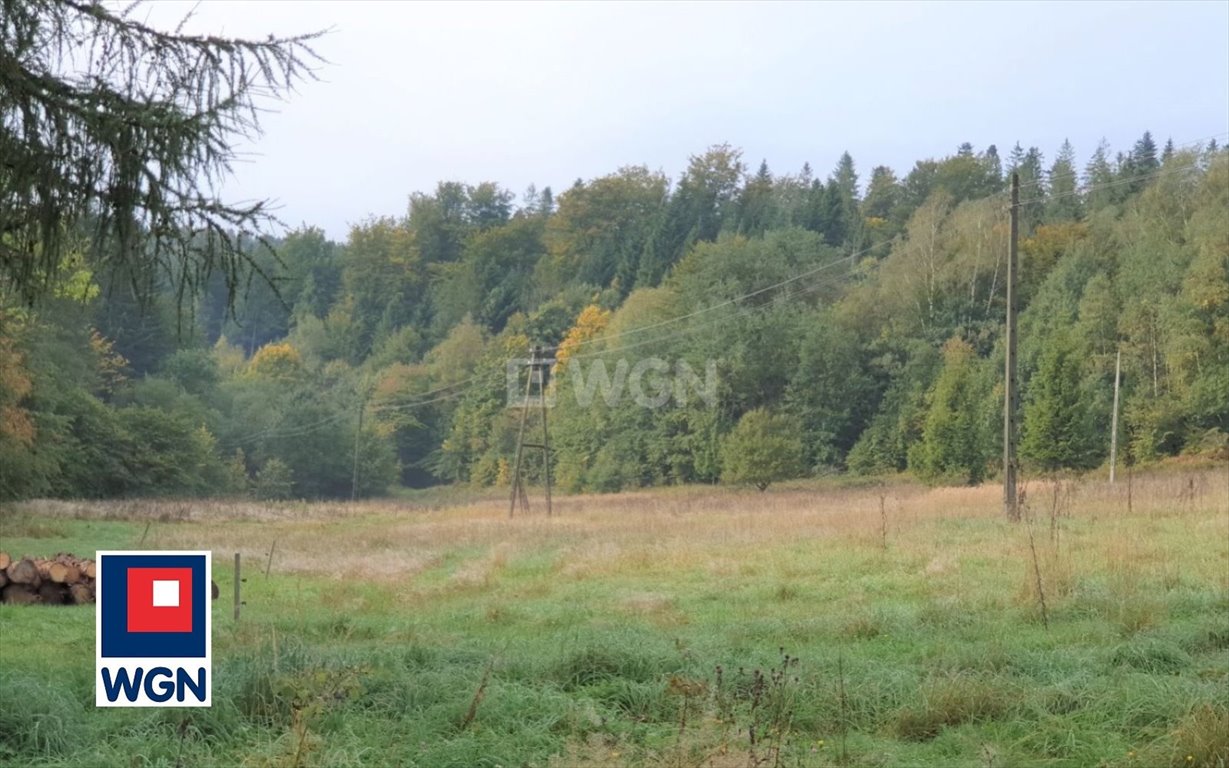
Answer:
508, 350, 535, 518
1004, 171, 1020, 521
539, 351, 553, 517
1127, 462, 1133, 515
1109, 350, 1121, 484
350, 398, 365, 502
265, 540, 276, 578
233, 552, 241, 622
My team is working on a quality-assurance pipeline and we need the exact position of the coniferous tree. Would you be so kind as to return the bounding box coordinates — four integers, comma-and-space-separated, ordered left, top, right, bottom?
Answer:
0, 0, 321, 307
908, 338, 990, 485
1084, 139, 1118, 210
736, 160, 776, 236
1021, 335, 1097, 472
981, 144, 1004, 188
1133, 131, 1160, 173
1123, 131, 1160, 195
1045, 139, 1082, 223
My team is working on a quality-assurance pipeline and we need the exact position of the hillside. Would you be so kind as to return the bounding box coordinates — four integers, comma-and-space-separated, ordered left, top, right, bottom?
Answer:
2, 136, 1226, 500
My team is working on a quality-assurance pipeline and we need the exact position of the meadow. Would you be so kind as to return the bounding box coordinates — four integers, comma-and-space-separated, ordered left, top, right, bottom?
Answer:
1, 467, 1226, 768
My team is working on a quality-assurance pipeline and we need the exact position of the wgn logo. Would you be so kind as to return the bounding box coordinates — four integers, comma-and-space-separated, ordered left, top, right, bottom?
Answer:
95, 551, 212, 707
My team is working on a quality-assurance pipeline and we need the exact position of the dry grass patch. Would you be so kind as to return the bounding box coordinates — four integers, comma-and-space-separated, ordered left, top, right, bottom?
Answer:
894, 674, 1016, 741
1161, 704, 1229, 768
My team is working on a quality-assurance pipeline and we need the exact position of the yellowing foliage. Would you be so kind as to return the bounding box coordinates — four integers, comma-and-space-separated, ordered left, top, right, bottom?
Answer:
0, 322, 34, 446
247, 341, 305, 381
554, 305, 610, 369
1021, 222, 1089, 278
89, 330, 128, 392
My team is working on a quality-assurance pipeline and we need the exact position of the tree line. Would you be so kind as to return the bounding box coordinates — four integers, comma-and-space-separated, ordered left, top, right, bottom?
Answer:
2, 133, 1226, 500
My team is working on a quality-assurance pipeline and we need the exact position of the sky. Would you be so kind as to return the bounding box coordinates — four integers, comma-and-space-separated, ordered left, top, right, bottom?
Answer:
143, 0, 1229, 240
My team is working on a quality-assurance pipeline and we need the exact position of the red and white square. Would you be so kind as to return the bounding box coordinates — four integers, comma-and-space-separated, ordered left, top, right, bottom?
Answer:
126, 567, 193, 633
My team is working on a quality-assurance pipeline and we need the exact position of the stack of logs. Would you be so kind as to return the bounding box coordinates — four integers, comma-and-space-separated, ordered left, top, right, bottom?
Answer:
0, 551, 96, 605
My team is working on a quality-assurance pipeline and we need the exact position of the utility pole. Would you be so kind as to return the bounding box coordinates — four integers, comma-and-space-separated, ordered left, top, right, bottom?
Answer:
1004, 172, 1020, 520
540, 363, 553, 516
508, 353, 534, 518
1109, 349, 1121, 484
509, 345, 555, 518
351, 380, 369, 502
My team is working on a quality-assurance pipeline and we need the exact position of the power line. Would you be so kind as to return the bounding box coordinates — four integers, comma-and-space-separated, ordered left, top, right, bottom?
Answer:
570, 255, 861, 362
216, 153, 1221, 447
566, 242, 882, 353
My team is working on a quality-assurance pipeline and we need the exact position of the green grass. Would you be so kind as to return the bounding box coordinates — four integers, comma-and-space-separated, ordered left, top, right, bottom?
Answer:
1, 475, 1227, 767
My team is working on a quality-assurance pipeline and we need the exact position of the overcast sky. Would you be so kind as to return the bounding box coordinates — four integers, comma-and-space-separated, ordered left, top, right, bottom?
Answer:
146, 1, 1229, 240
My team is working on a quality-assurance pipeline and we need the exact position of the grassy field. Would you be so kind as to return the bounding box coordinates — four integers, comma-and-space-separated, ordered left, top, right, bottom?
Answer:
1, 468, 1227, 768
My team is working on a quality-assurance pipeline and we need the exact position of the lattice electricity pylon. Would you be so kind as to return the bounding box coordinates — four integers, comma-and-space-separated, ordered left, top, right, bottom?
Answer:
508, 344, 556, 518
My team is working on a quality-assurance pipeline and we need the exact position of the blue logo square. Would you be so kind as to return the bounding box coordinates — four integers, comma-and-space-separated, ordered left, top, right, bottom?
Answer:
100, 554, 208, 658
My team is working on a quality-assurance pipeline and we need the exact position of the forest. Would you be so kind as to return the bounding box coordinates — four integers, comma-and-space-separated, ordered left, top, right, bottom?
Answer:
1, 133, 1226, 500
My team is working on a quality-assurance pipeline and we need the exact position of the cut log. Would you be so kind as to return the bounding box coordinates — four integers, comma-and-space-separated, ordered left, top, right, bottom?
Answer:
6, 558, 41, 587
1, 584, 40, 605
47, 562, 81, 584
211, 580, 219, 600
0, 553, 97, 605
37, 582, 68, 605
0, 551, 10, 571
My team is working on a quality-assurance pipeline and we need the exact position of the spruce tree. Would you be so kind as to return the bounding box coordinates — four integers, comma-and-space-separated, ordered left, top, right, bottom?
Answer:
908, 338, 989, 485
981, 144, 1003, 188
1021, 335, 1096, 472
1045, 139, 1082, 222
1132, 131, 1160, 173
1084, 139, 1117, 210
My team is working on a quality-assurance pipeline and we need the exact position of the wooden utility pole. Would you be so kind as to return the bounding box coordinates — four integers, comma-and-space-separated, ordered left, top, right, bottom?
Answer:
508, 355, 534, 518
233, 553, 241, 622
508, 345, 555, 518
350, 398, 365, 502
1109, 350, 1121, 484
1004, 172, 1020, 520
539, 367, 553, 515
